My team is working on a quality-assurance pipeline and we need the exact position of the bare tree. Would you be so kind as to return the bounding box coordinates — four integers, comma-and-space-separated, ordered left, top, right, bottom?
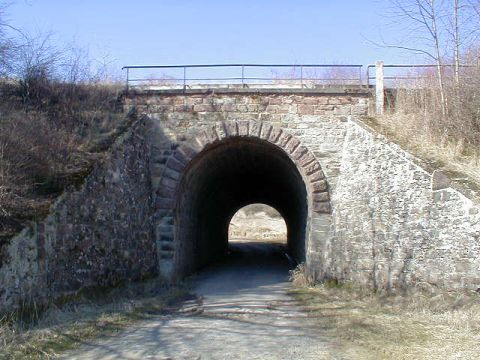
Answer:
0, 1, 13, 76
376, 1, 449, 115
11, 31, 63, 104
453, 0, 461, 84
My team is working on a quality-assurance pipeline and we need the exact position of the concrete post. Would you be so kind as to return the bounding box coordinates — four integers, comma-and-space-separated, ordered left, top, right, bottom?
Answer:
375, 60, 384, 115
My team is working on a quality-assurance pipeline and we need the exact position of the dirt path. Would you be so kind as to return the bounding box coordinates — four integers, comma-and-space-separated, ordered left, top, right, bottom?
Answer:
62, 242, 346, 360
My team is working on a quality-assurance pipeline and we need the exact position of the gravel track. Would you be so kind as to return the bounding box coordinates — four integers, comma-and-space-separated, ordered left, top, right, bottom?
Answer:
62, 241, 346, 360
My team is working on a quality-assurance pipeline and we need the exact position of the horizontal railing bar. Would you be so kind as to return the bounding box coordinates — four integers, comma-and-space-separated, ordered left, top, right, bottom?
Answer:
122, 64, 364, 70
128, 77, 362, 82
367, 64, 475, 68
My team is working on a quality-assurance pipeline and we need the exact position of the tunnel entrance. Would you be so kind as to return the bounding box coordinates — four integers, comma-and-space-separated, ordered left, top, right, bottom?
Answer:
228, 204, 287, 245
175, 137, 309, 278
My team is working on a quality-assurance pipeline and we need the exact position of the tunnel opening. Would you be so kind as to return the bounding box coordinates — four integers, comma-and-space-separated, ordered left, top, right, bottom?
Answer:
175, 137, 309, 278
228, 203, 287, 244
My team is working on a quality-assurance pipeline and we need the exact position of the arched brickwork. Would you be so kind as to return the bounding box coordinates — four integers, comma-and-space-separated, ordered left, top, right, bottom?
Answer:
156, 121, 330, 213
154, 120, 331, 279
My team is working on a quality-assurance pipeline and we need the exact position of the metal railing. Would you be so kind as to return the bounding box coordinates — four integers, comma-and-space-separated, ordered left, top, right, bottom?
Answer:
366, 63, 476, 87
122, 64, 365, 90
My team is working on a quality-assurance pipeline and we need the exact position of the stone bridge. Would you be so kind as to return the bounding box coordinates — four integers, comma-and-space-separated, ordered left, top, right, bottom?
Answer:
1, 87, 479, 311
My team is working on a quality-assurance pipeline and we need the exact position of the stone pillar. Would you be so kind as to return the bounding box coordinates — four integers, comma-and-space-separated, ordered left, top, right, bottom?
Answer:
375, 60, 384, 115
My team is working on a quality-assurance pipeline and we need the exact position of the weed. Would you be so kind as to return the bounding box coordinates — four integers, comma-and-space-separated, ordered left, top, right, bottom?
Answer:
0, 277, 190, 359
290, 272, 480, 359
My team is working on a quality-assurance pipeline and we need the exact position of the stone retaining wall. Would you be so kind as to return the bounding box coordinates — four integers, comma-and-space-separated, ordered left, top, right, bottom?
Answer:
0, 119, 157, 312
2, 89, 479, 312
328, 119, 480, 291
126, 91, 480, 291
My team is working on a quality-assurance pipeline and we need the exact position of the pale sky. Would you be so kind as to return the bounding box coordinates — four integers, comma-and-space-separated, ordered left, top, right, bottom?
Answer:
7, 0, 428, 75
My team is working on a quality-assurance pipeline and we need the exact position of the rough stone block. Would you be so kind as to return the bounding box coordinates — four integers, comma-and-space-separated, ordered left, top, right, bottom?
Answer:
163, 168, 181, 181
177, 145, 198, 162
215, 123, 228, 140
160, 177, 178, 189
225, 122, 238, 137
300, 97, 320, 105
298, 104, 315, 115
276, 131, 292, 148
313, 192, 330, 202
204, 126, 219, 143
298, 152, 316, 167
157, 187, 176, 199
311, 180, 328, 193
432, 170, 451, 191
195, 131, 211, 148
174, 104, 194, 112
285, 137, 300, 154
185, 96, 204, 106
237, 121, 249, 136
268, 96, 283, 105
156, 197, 174, 210
260, 123, 273, 140
268, 127, 282, 143
308, 169, 325, 183
193, 104, 214, 112
292, 145, 307, 160
248, 121, 262, 137
222, 104, 236, 112
166, 157, 186, 173
313, 201, 331, 213
304, 161, 321, 176
173, 150, 188, 165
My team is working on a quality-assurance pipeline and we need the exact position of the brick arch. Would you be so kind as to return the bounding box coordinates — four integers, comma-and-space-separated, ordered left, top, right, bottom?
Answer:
155, 120, 330, 214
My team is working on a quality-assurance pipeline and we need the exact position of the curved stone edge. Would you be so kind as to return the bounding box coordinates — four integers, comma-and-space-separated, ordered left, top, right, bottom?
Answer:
154, 120, 331, 214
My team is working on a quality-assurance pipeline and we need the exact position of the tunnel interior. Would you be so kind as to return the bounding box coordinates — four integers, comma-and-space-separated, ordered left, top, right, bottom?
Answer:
175, 137, 309, 277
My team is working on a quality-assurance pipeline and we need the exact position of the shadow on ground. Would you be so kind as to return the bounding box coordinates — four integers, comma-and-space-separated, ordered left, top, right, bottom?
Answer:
61, 241, 344, 360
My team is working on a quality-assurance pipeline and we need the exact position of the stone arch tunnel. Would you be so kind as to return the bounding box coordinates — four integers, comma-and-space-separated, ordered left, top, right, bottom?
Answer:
175, 137, 308, 277
2, 90, 480, 311
153, 120, 332, 280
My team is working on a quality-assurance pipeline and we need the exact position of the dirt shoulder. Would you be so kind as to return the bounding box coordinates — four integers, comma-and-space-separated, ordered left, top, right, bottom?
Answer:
0, 278, 189, 359
291, 279, 480, 360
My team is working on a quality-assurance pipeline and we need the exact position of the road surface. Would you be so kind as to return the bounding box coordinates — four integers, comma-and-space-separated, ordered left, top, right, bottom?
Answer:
62, 241, 347, 360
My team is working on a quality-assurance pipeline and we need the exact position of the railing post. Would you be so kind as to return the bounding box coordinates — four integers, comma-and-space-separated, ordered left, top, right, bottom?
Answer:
241, 66, 245, 87
183, 67, 187, 91
126, 67, 129, 92
300, 66, 303, 88
375, 60, 384, 115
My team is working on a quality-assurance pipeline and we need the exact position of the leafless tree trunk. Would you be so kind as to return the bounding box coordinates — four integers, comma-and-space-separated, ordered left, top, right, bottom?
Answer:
429, 0, 448, 115
454, 0, 461, 85
382, 0, 448, 115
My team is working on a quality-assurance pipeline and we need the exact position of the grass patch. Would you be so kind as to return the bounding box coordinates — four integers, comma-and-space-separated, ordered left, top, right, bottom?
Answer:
290, 270, 480, 359
0, 277, 191, 359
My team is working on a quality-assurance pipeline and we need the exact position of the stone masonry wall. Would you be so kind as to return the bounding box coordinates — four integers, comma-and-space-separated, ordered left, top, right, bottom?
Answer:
329, 119, 480, 291
124, 90, 479, 292
4, 88, 477, 311
125, 91, 369, 193
125, 91, 369, 278
0, 118, 157, 312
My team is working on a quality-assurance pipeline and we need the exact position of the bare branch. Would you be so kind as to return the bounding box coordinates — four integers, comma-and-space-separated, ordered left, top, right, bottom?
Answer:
362, 33, 437, 60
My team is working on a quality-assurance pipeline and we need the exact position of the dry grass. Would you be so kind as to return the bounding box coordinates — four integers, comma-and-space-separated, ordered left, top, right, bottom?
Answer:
0, 82, 129, 246
290, 266, 480, 359
367, 63, 480, 197
364, 112, 480, 191
0, 278, 190, 359
363, 113, 480, 195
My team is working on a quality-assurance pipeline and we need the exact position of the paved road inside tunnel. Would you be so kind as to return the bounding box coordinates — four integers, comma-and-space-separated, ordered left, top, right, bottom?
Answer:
63, 241, 345, 360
